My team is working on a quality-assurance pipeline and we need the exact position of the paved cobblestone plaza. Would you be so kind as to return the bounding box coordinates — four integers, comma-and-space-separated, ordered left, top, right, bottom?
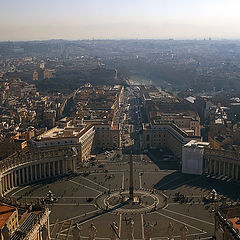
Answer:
7, 154, 240, 240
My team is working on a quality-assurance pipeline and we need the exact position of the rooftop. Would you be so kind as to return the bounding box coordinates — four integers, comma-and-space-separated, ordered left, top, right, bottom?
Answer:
0, 204, 16, 229
184, 140, 210, 148
229, 217, 240, 234
36, 124, 93, 141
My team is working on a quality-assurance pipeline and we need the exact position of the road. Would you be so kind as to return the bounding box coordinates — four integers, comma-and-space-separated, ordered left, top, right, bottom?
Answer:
121, 86, 143, 154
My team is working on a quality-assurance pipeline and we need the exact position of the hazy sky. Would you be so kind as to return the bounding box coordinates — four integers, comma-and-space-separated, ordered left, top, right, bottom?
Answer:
1, 0, 240, 40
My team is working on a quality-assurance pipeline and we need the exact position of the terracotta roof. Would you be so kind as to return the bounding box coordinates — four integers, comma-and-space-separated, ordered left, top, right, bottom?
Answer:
229, 217, 240, 233
0, 205, 16, 229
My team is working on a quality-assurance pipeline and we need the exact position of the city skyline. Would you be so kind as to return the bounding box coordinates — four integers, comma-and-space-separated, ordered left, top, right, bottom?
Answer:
1, 0, 240, 41
1, 4, 240, 238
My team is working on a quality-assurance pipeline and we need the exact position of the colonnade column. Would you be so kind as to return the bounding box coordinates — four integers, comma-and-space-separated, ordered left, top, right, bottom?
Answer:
48, 163, 51, 177
3, 178, 5, 194
22, 168, 26, 184
227, 163, 230, 178
37, 163, 41, 179
7, 174, 11, 189
62, 160, 65, 174
231, 163, 235, 179
31, 165, 34, 181
43, 163, 46, 178
1, 178, 4, 195
4, 175, 8, 191
10, 173, 13, 189
11, 172, 14, 188
4, 176, 7, 192
5, 175, 8, 192
26, 168, 29, 183
38, 164, 42, 179
52, 161, 55, 176
5, 175, 8, 190
65, 159, 68, 174
44, 163, 47, 177
210, 159, 213, 174
30, 166, 33, 182
14, 171, 17, 187
236, 165, 239, 180
6, 175, 9, 191
223, 162, 226, 176
34, 165, 37, 180
7, 174, 10, 190
213, 160, 217, 175
206, 159, 209, 174
58, 161, 61, 175
228, 163, 230, 177
15, 170, 20, 187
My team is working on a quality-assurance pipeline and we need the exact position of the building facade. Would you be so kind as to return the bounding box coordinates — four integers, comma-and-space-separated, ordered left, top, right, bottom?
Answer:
141, 122, 201, 159
31, 123, 95, 164
93, 123, 120, 151
182, 140, 209, 175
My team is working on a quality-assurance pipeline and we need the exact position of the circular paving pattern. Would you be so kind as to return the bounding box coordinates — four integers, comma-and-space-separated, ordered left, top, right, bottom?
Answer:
96, 189, 166, 214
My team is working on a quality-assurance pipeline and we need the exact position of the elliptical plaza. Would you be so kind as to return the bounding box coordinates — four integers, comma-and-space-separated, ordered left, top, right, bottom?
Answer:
7, 153, 240, 240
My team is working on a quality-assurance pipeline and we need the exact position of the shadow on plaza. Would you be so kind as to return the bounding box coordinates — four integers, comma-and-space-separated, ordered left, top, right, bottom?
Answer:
153, 171, 240, 200
14, 174, 78, 200
76, 200, 130, 225
147, 149, 180, 170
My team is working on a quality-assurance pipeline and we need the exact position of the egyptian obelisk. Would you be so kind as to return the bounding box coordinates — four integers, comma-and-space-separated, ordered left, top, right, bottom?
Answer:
129, 154, 134, 200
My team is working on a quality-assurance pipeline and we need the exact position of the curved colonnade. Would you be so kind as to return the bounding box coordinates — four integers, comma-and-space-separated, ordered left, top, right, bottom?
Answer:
2, 144, 240, 196
0, 148, 75, 196
204, 148, 240, 180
